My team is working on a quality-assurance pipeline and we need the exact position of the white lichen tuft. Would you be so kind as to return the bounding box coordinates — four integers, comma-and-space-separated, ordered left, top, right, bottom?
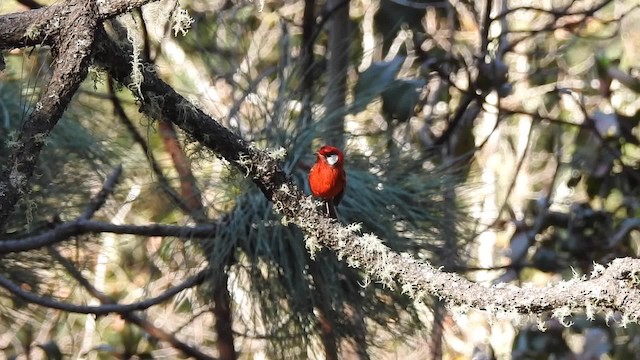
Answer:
344, 222, 362, 234
279, 183, 292, 196
413, 289, 427, 302
536, 316, 547, 331
126, 22, 144, 98
236, 154, 252, 177
88, 66, 104, 90
360, 233, 387, 253
591, 262, 606, 278
185, 96, 203, 111
268, 147, 287, 160
176, 98, 201, 120
336, 222, 362, 247
621, 313, 630, 328
32, 133, 49, 145
6, 131, 19, 149
585, 300, 595, 321
604, 309, 615, 326
172, 8, 194, 37
9, 168, 26, 189
356, 233, 394, 287
570, 266, 582, 281
25, 24, 41, 40
304, 234, 321, 259
551, 306, 574, 327
625, 312, 639, 325
358, 275, 371, 288
401, 282, 415, 296
345, 255, 361, 269
300, 196, 315, 209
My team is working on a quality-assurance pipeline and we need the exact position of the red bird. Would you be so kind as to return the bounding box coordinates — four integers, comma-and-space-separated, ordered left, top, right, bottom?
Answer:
308, 145, 346, 218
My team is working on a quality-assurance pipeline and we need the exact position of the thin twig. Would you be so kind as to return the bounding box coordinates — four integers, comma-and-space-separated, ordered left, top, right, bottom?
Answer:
108, 78, 193, 215
608, 218, 640, 248
80, 165, 123, 220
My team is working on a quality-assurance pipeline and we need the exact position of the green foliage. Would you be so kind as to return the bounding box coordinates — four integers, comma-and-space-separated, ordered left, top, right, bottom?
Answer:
0, 77, 111, 231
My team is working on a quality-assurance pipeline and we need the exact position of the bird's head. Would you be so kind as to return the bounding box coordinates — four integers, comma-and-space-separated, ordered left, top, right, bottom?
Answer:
317, 145, 344, 167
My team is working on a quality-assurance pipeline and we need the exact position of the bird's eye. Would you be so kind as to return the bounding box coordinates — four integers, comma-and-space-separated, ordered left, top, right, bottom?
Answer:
326, 154, 339, 166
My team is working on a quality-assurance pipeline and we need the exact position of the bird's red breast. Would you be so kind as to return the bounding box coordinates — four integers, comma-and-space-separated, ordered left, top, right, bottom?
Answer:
308, 145, 346, 204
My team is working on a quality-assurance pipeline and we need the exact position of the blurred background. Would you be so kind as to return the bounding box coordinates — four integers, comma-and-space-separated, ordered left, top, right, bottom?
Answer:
0, 0, 639, 358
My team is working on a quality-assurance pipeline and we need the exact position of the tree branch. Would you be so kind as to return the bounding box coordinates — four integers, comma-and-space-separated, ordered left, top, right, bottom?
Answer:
0, 219, 217, 254
0, 0, 158, 50
107, 78, 195, 215
80, 165, 123, 220
0, 0, 99, 229
0, 268, 207, 315
47, 246, 216, 360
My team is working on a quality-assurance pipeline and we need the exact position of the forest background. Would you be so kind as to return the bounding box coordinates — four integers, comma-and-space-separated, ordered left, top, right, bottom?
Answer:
0, 0, 639, 359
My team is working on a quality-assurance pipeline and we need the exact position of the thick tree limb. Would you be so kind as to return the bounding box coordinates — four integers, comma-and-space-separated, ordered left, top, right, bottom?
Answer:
0, 0, 99, 229
0, 0, 158, 50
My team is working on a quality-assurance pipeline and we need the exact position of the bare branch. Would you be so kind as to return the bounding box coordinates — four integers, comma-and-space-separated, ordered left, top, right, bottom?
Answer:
96, 0, 159, 17
0, 219, 217, 254
47, 246, 216, 360
107, 78, 194, 215
80, 165, 123, 220
127, 315, 217, 360
3, 0, 637, 325
0, 0, 159, 50
0, 269, 207, 315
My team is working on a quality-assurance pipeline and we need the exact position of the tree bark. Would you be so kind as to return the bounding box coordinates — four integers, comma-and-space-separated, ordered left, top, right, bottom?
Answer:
213, 272, 236, 360
0, 0, 98, 230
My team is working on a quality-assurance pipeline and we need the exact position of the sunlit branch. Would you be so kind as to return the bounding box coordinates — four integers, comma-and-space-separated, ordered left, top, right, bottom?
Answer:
3, 0, 639, 325
492, 0, 612, 21
0, 0, 160, 50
